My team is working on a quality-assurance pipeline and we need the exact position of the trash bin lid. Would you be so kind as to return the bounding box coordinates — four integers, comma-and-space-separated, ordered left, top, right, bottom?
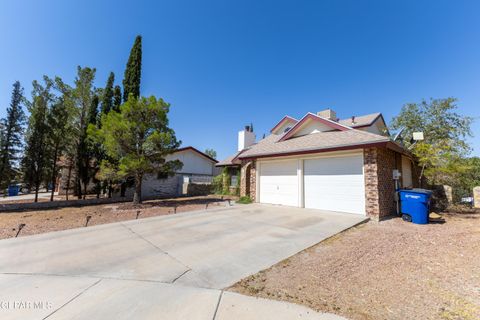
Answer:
399, 188, 432, 195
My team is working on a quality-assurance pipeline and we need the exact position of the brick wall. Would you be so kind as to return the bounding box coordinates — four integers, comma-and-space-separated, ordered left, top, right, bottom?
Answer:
240, 160, 256, 201
364, 147, 398, 220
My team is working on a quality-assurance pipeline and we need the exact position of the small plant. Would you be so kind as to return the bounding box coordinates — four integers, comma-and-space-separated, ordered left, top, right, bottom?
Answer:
237, 196, 252, 204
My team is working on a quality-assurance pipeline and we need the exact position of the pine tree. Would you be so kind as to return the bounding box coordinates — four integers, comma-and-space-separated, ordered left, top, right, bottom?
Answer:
113, 85, 122, 112
22, 78, 53, 202
101, 72, 115, 115
0, 81, 25, 189
122, 35, 142, 101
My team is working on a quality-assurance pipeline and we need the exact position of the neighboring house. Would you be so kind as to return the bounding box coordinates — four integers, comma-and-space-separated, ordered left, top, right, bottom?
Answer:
219, 109, 417, 220
58, 146, 218, 199
125, 146, 219, 199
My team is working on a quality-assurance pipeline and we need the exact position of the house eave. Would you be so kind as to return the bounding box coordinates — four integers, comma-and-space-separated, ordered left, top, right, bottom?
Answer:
237, 140, 410, 161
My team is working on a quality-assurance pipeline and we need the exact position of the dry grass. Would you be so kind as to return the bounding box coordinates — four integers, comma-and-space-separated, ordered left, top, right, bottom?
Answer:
0, 195, 236, 239
231, 211, 480, 320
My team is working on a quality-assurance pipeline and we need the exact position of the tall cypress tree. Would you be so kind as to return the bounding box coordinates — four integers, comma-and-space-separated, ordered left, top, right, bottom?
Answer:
113, 85, 122, 112
101, 72, 115, 115
0, 81, 26, 189
122, 35, 142, 101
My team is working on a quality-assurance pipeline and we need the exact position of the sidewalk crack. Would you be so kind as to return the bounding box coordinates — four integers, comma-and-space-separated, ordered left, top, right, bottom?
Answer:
212, 290, 224, 320
42, 279, 102, 319
120, 223, 191, 270
171, 269, 191, 283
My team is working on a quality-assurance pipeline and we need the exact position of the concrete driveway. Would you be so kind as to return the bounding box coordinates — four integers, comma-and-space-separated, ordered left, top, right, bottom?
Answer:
0, 204, 366, 319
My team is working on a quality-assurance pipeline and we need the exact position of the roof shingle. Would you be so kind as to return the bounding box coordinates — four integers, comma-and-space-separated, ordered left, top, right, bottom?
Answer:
238, 129, 390, 159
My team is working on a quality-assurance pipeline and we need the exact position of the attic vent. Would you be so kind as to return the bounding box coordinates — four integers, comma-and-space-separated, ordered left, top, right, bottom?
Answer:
283, 126, 292, 133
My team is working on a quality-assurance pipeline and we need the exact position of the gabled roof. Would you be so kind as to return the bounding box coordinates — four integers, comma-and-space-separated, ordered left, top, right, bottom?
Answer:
238, 129, 392, 160
338, 112, 383, 128
175, 146, 218, 163
279, 112, 352, 142
270, 116, 298, 133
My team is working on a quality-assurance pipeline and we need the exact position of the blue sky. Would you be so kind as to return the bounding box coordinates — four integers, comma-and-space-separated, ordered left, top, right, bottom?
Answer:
1, 0, 479, 160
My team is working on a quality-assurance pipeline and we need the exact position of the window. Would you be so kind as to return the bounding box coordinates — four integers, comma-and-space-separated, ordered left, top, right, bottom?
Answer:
231, 175, 238, 187
157, 172, 169, 180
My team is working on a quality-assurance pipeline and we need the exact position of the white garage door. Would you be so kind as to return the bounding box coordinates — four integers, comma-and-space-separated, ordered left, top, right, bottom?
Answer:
259, 160, 298, 207
304, 154, 365, 214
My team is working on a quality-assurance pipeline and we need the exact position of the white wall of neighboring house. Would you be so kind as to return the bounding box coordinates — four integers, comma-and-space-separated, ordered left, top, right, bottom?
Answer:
123, 148, 217, 199
166, 149, 215, 175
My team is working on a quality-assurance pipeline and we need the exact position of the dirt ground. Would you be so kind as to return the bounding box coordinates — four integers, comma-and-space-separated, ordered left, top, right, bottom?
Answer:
231, 210, 480, 320
0, 195, 236, 239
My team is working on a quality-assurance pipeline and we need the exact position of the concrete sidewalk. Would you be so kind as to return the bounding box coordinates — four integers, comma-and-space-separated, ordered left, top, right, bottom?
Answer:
0, 204, 364, 319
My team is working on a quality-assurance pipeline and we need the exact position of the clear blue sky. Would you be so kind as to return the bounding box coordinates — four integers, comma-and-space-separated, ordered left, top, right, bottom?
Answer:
1, 0, 479, 160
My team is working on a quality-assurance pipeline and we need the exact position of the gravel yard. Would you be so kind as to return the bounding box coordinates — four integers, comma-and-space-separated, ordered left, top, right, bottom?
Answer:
0, 195, 235, 239
231, 210, 480, 320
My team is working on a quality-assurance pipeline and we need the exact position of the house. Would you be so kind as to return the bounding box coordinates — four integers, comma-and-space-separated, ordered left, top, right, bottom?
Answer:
58, 146, 219, 199
126, 146, 219, 199
219, 109, 418, 220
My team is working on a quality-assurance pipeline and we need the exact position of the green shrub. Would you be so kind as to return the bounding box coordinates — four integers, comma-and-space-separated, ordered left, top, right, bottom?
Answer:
237, 196, 252, 204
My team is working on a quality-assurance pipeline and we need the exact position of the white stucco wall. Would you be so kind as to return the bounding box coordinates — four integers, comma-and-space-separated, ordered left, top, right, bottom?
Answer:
165, 149, 215, 175
273, 122, 295, 135
294, 119, 333, 136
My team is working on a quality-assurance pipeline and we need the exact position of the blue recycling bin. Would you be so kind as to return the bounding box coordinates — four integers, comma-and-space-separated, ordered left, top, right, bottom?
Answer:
8, 185, 20, 197
399, 189, 432, 224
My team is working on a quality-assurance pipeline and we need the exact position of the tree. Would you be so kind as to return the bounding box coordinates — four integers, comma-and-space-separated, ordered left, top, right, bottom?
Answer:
72, 66, 97, 199
78, 94, 100, 198
22, 77, 54, 202
390, 98, 473, 186
101, 72, 115, 115
454, 157, 480, 200
122, 35, 142, 101
113, 85, 122, 112
46, 96, 72, 201
93, 95, 182, 204
0, 81, 25, 189
205, 148, 217, 159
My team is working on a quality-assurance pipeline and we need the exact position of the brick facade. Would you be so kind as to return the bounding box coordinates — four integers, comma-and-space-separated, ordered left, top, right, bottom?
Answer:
240, 160, 256, 201
363, 147, 400, 220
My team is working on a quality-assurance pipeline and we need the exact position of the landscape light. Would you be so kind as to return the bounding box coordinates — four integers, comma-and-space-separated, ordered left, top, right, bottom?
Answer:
85, 215, 92, 227
15, 223, 26, 237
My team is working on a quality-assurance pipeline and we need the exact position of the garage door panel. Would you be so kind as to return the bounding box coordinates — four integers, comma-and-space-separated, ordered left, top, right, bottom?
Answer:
304, 155, 365, 215
259, 160, 298, 207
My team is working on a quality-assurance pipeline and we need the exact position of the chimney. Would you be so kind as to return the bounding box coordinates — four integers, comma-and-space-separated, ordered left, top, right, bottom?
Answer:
317, 108, 337, 121
238, 125, 255, 151
351, 116, 356, 124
